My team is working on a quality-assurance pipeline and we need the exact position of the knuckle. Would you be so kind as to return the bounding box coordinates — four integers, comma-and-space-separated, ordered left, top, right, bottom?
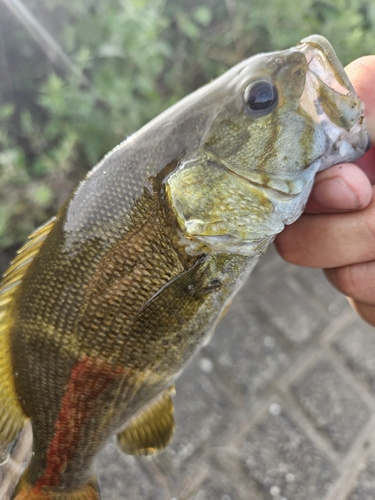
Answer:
326, 263, 371, 302
352, 299, 375, 328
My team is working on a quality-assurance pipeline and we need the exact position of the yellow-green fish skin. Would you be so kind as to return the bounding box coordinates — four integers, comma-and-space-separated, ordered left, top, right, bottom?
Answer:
0, 35, 368, 498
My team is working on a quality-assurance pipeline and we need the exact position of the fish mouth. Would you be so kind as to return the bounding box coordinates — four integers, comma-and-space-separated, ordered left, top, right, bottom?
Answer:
296, 35, 369, 169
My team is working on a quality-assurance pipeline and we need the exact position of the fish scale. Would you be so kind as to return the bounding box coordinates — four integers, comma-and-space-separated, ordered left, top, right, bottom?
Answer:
0, 35, 369, 499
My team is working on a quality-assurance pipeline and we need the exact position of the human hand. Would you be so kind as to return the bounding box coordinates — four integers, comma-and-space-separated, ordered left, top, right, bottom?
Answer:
275, 56, 375, 326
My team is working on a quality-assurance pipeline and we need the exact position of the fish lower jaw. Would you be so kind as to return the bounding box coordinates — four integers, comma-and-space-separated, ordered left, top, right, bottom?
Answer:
300, 87, 368, 168
317, 121, 370, 172
299, 78, 368, 168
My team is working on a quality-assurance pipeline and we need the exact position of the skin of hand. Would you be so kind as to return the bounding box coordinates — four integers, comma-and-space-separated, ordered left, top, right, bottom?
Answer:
275, 56, 375, 326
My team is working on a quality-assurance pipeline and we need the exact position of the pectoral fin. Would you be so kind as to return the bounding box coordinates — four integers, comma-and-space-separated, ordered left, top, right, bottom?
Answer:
117, 386, 175, 455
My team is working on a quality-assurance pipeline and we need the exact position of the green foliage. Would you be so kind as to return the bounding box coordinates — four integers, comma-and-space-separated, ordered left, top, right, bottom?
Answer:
1, 0, 375, 250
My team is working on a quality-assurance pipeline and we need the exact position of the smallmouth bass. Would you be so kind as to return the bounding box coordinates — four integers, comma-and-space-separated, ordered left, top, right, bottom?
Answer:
0, 35, 369, 499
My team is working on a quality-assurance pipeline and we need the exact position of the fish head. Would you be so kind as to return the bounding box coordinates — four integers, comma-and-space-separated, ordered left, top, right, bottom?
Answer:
165, 35, 369, 255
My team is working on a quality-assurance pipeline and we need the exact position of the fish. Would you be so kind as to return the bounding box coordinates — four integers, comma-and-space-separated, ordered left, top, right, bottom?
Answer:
0, 34, 369, 499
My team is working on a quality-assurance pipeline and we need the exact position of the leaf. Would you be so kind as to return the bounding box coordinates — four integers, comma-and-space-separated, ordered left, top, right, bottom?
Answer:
30, 185, 53, 207
192, 6, 212, 27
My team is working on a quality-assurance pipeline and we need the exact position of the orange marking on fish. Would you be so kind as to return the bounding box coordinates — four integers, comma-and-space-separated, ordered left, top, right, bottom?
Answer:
34, 356, 124, 489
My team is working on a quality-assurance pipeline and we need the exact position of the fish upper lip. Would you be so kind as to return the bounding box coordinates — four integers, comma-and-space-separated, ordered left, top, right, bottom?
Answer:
297, 35, 353, 96
297, 35, 368, 154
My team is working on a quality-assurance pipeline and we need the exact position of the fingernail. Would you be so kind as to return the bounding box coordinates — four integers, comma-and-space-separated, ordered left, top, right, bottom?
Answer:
312, 177, 360, 210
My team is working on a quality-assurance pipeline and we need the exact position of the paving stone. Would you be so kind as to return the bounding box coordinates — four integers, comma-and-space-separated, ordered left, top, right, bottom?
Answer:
211, 449, 266, 500
205, 301, 290, 409
291, 359, 371, 452
97, 440, 170, 500
188, 487, 239, 500
334, 318, 375, 393
185, 464, 257, 500
347, 453, 375, 500
252, 263, 331, 345
291, 265, 349, 317
241, 405, 337, 500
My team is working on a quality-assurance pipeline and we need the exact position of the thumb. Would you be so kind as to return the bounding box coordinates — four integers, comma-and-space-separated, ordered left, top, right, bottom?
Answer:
304, 163, 372, 214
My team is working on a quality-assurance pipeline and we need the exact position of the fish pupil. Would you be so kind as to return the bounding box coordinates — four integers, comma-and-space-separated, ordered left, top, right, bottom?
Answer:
244, 80, 278, 113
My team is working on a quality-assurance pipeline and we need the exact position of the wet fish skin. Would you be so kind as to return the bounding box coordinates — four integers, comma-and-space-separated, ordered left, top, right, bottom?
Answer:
0, 35, 368, 499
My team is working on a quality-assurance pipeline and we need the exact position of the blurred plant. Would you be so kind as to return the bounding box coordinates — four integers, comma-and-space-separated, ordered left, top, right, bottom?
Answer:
0, 0, 375, 250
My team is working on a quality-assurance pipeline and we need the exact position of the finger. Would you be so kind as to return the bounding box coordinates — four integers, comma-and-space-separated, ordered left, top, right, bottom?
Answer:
275, 186, 375, 268
355, 147, 375, 185
347, 298, 375, 328
305, 163, 372, 213
346, 56, 375, 146
324, 261, 375, 305
346, 56, 375, 184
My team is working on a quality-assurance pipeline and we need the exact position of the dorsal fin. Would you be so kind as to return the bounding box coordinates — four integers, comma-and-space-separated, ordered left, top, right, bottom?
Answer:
0, 217, 56, 448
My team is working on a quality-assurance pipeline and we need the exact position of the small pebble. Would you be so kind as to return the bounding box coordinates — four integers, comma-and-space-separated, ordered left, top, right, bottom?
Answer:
270, 485, 281, 496
269, 403, 281, 416
199, 357, 214, 373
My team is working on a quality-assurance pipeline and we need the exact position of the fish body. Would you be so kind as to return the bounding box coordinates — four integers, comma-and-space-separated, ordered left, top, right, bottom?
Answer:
0, 35, 369, 499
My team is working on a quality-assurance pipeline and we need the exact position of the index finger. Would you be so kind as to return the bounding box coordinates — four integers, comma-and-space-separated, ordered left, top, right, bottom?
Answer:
275, 186, 375, 269
347, 56, 375, 183
347, 56, 375, 143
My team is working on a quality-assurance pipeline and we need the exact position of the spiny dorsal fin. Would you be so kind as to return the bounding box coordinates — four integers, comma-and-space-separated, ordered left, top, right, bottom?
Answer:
1, 217, 56, 284
0, 217, 56, 448
117, 386, 175, 456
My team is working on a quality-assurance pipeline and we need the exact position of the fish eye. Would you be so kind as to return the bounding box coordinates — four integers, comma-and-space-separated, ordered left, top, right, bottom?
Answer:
244, 80, 278, 115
